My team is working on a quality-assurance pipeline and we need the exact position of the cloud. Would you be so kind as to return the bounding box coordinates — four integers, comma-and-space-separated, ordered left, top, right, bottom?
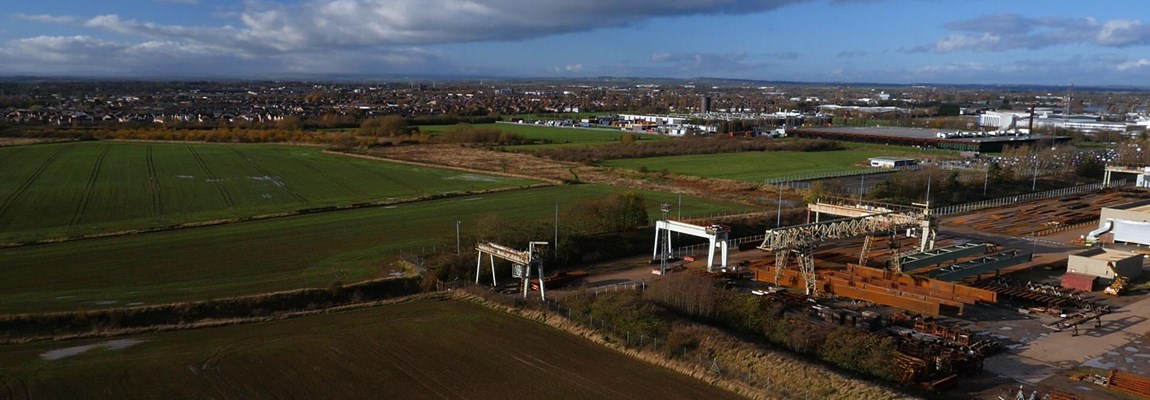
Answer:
837, 50, 866, 58
67, 0, 811, 54
15, 14, 76, 24
0, 35, 450, 76
1097, 20, 1150, 47
5, 0, 817, 76
765, 51, 799, 60
1117, 59, 1150, 71
924, 13, 1150, 53
649, 51, 768, 73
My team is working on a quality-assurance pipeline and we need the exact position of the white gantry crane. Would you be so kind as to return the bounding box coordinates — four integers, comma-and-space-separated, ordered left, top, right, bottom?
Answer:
760, 200, 937, 295
475, 241, 549, 300
652, 220, 731, 274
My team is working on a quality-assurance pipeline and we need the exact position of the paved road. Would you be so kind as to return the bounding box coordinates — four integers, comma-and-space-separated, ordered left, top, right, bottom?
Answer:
985, 293, 1150, 383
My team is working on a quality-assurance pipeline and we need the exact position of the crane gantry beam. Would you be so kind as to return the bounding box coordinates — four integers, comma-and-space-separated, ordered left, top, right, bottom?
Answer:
758, 211, 925, 252
759, 205, 937, 295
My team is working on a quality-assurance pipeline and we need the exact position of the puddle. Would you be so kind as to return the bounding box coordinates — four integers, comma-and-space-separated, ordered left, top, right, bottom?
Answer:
1083, 357, 1115, 369
999, 326, 1014, 331
176, 175, 195, 179
1125, 347, 1139, 352
40, 339, 145, 361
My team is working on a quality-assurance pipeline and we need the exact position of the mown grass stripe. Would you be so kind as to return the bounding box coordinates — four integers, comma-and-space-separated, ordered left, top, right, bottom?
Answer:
187, 145, 235, 208
69, 145, 112, 225
146, 145, 163, 219
293, 155, 365, 196
0, 145, 72, 220
339, 156, 420, 192
232, 148, 308, 203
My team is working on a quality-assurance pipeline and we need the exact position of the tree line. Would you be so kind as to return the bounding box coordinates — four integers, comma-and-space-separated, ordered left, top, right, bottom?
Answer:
532, 138, 844, 164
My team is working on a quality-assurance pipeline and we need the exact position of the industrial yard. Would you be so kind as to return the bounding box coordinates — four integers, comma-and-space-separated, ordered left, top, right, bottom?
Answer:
494, 172, 1150, 400
616, 183, 1150, 399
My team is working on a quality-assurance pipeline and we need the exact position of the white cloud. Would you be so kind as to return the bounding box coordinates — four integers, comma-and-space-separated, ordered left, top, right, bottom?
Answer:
1097, 20, 1150, 47
5, 0, 816, 76
15, 14, 76, 24
68, 0, 810, 53
934, 33, 1001, 53
1117, 59, 1150, 71
926, 14, 1150, 53
0, 35, 449, 76
648, 51, 767, 73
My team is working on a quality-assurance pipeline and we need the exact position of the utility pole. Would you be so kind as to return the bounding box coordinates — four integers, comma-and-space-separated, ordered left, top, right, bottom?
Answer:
554, 203, 559, 261
677, 193, 682, 220
1031, 155, 1039, 191
455, 220, 461, 256
776, 184, 783, 228
983, 166, 989, 197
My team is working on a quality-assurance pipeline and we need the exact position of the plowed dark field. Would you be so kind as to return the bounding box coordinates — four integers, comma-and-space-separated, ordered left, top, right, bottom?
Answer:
0, 299, 743, 400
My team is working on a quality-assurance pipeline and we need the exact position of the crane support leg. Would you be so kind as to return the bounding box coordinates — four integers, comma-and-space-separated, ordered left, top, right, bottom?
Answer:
799, 251, 817, 296
475, 252, 483, 284
774, 250, 789, 285
859, 235, 874, 266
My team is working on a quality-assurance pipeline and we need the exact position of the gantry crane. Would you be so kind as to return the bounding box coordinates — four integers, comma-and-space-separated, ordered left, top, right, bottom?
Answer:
760, 200, 936, 295
476, 241, 549, 300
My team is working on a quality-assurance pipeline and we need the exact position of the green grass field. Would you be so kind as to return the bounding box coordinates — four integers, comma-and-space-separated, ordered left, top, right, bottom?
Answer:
0, 142, 536, 242
0, 299, 742, 400
0, 184, 750, 313
420, 122, 660, 149
599, 145, 948, 182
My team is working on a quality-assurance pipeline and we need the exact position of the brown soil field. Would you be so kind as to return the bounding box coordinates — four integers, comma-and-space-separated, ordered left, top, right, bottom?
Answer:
362, 144, 770, 206
0, 297, 745, 400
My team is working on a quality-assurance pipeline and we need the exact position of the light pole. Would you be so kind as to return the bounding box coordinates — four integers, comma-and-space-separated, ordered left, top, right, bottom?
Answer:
1031, 156, 1039, 191
983, 166, 989, 197
776, 184, 783, 228
553, 203, 559, 261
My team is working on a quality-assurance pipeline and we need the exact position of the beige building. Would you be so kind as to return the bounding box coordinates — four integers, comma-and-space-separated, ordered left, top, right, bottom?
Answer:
1066, 248, 1145, 284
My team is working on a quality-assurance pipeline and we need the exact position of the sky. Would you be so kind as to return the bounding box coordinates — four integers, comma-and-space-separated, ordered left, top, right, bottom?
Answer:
2, 0, 1149, 85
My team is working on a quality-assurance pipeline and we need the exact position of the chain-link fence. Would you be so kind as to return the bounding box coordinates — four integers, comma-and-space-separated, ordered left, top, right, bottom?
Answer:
931, 179, 1129, 216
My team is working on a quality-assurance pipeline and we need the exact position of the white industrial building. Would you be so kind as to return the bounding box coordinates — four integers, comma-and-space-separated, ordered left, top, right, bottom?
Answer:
868, 157, 918, 168
979, 110, 1134, 134
1086, 199, 1150, 247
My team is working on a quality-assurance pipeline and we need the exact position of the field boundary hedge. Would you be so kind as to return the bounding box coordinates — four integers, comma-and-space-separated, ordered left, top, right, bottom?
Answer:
0, 277, 426, 343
